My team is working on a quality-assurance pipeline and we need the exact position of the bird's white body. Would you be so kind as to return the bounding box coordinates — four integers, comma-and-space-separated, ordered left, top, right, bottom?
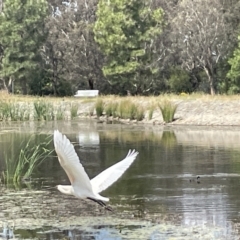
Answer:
53, 130, 139, 209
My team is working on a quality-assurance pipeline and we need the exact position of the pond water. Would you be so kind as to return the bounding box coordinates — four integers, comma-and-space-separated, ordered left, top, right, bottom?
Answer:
0, 121, 240, 239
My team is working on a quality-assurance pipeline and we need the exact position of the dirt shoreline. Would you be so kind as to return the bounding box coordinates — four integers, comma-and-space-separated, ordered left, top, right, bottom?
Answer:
78, 98, 240, 126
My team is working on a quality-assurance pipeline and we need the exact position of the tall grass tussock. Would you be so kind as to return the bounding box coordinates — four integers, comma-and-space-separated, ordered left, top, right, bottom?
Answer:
105, 102, 118, 117
0, 101, 30, 121
158, 100, 177, 123
105, 99, 144, 121
148, 104, 155, 120
0, 93, 187, 123
95, 99, 104, 117
70, 103, 79, 119
34, 100, 54, 121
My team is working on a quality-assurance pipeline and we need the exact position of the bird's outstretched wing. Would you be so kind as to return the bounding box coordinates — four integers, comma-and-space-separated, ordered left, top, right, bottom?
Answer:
53, 130, 93, 191
90, 150, 139, 193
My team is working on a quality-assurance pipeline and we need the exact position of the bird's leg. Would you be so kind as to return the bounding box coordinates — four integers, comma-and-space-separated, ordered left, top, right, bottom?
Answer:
105, 205, 113, 212
87, 197, 113, 211
87, 197, 106, 206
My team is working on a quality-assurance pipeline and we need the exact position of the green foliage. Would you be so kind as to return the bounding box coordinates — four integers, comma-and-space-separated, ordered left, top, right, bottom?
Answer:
0, 101, 30, 121
8, 103, 28, 121
168, 67, 192, 93
105, 102, 118, 117
228, 37, 240, 80
2, 135, 53, 185
70, 103, 78, 119
158, 100, 177, 123
0, 0, 48, 92
55, 105, 65, 120
29, 69, 54, 96
227, 36, 240, 93
117, 100, 144, 120
95, 99, 104, 117
120, 101, 138, 120
33, 100, 54, 121
0, 101, 11, 120
148, 104, 155, 120
94, 0, 164, 93
57, 80, 73, 97
135, 107, 145, 121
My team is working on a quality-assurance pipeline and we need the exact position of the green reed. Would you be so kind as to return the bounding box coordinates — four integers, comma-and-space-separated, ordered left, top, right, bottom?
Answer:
95, 99, 104, 117
34, 100, 54, 121
70, 103, 78, 119
158, 100, 177, 123
2, 135, 53, 185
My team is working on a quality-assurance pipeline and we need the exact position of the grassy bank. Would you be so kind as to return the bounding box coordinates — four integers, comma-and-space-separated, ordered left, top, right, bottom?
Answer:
0, 92, 181, 122
1, 91, 240, 124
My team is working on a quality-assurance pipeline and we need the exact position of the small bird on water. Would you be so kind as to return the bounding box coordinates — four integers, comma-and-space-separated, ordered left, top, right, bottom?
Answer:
189, 176, 201, 184
53, 130, 139, 211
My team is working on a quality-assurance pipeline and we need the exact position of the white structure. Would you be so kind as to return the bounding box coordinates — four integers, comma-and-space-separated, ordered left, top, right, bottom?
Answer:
74, 90, 99, 97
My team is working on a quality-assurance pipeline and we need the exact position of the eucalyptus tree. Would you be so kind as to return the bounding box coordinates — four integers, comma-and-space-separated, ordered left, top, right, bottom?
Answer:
42, 0, 103, 95
171, 0, 231, 95
94, 0, 164, 95
0, 0, 48, 94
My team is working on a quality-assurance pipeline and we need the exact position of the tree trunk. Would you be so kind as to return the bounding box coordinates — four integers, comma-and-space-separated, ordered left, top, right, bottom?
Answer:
88, 78, 94, 90
52, 78, 57, 96
0, 79, 9, 92
204, 66, 215, 95
209, 80, 215, 95
52, 57, 58, 96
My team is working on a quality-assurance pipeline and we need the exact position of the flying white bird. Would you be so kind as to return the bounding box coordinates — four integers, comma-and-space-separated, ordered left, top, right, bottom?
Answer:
53, 130, 139, 211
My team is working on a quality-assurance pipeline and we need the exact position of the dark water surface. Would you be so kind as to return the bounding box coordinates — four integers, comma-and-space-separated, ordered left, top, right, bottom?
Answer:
0, 121, 240, 239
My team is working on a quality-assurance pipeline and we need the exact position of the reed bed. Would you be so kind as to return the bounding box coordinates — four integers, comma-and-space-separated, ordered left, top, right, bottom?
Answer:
95, 99, 104, 117
1, 92, 239, 124
105, 102, 118, 117
70, 103, 79, 119
148, 104, 156, 120
103, 99, 144, 121
34, 100, 54, 121
2, 135, 53, 185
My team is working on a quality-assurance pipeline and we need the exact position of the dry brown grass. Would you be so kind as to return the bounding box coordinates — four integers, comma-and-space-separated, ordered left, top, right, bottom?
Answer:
0, 92, 237, 108
2, 92, 240, 104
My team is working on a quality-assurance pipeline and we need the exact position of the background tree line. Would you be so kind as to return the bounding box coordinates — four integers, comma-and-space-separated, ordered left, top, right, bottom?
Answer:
0, 0, 240, 96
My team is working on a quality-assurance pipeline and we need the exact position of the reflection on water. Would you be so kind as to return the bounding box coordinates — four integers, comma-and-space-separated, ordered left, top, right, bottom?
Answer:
78, 131, 100, 147
0, 122, 240, 239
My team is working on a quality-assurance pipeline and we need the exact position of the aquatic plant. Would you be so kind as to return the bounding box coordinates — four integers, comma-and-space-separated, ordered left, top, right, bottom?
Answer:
2, 135, 53, 185
158, 100, 177, 123
117, 100, 144, 120
0, 101, 31, 121
55, 106, 64, 120
105, 102, 118, 117
54, 103, 66, 120
135, 107, 145, 121
0, 101, 11, 120
33, 100, 54, 121
95, 99, 104, 117
148, 104, 155, 120
70, 103, 78, 119
9, 103, 30, 121
118, 100, 137, 119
